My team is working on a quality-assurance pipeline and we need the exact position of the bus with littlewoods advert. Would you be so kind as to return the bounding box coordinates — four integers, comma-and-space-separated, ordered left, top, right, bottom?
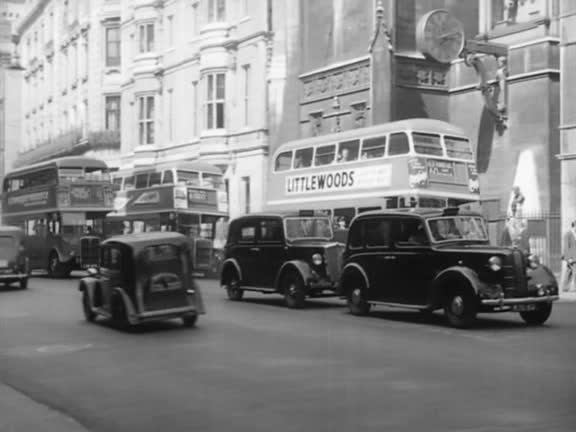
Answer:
1, 157, 115, 277
106, 161, 229, 277
266, 118, 480, 231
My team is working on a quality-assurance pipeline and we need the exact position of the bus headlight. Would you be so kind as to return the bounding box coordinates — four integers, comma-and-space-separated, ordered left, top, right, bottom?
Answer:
488, 256, 502, 272
312, 253, 323, 266
528, 254, 540, 269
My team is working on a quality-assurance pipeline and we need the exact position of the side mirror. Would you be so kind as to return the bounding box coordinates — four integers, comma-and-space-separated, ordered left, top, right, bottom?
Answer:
87, 267, 99, 276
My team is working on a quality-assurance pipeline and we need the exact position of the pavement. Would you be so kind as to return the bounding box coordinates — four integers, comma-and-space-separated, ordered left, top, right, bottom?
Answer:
0, 276, 575, 432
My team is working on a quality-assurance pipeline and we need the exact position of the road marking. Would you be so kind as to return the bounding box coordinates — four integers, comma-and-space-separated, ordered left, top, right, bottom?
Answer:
2, 343, 95, 357
36, 344, 94, 354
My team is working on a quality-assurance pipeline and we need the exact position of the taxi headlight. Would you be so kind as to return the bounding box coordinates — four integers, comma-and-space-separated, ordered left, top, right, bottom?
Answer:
488, 256, 502, 272
312, 253, 323, 266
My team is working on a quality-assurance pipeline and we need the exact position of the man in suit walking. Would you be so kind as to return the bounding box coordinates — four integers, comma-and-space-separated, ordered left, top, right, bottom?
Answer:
560, 220, 576, 293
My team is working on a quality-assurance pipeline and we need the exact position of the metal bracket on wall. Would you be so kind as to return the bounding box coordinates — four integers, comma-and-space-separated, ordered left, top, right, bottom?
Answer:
460, 39, 509, 133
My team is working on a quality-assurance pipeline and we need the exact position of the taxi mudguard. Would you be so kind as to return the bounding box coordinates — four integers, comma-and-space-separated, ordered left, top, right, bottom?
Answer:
339, 263, 370, 296
430, 266, 484, 304
275, 260, 313, 290
220, 258, 242, 284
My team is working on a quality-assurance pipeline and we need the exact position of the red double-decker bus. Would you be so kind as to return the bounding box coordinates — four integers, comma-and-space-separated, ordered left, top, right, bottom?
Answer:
1, 157, 115, 277
106, 161, 229, 277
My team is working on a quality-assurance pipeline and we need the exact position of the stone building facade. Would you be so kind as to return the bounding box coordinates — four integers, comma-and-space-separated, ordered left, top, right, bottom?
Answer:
12, 0, 123, 169
275, 0, 562, 268
118, 0, 281, 218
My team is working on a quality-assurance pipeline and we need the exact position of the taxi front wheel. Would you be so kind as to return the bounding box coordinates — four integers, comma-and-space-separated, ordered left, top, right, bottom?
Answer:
282, 271, 306, 309
225, 274, 244, 301
520, 303, 552, 326
182, 314, 198, 327
82, 291, 96, 322
444, 289, 477, 329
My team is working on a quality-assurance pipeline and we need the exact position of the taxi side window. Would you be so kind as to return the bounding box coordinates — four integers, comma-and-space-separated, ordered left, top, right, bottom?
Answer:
101, 245, 123, 270
259, 218, 283, 242
395, 218, 429, 246
348, 222, 363, 249
238, 223, 257, 243
365, 219, 392, 248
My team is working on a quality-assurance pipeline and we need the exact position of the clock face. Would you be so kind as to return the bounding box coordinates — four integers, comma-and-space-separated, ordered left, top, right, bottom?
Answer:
416, 9, 465, 64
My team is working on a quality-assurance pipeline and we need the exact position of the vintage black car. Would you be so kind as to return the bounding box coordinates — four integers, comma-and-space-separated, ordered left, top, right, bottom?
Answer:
339, 208, 559, 328
0, 226, 30, 289
220, 213, 343, 308
78, 232, 205, 328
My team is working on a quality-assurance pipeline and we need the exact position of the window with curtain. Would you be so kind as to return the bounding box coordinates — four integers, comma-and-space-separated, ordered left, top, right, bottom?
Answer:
105, 95, 121, 131
139, 23, 155, 53
105, 26, 121, 66
138, 95, 155, 145
205, 72, 225, 129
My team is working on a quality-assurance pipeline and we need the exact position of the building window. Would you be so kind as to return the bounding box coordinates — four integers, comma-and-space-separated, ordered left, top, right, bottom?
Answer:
167, 15, 174, 46
242, 176, 251, 214
139, 23, 155, 53
208, 0, 226, 23
138, 95, 155, 145
192, 81, 198, 136
168, 89, 174, 142
205, 72, 225, 129
105, 26, 121, 67
105, 95, 121, 131
243, 64, 250, 126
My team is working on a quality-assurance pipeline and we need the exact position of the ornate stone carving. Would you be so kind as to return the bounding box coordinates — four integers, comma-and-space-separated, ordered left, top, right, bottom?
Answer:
504, 0, 519, 23
350, 102, 368, 128
395, 58, 449, 89
462, 44, 508, 132
309, 112, 323, 136
301, 60, 370, 103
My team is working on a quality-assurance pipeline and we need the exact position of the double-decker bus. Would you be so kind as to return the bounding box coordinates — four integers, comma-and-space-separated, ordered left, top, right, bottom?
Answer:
106, 161, 229, 277
267, 118, 480, 229
1, 156, 115, 277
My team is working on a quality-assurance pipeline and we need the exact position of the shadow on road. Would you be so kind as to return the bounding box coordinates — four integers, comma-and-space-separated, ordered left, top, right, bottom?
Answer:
235, 295, 344, 310
86, 318, 205, 335
363, 309, 556, 331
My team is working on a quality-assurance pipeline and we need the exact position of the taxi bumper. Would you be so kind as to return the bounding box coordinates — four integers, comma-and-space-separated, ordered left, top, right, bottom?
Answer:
481, 295, 559, 306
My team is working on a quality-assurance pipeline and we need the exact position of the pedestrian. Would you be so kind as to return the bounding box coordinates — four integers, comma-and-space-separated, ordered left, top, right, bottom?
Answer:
560, 220, 576, 293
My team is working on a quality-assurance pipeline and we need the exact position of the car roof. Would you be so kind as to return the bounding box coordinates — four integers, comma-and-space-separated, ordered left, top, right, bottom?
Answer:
102, 232, 191, 254
352, 207, 484, 221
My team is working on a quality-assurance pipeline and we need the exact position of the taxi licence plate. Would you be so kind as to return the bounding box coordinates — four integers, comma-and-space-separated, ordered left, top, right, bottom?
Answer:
512, 304, 537, 312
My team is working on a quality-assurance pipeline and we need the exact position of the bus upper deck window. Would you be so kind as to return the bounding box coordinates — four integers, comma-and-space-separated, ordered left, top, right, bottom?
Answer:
338, 140, 360, 162
203, 173, 224, 190
124, 176, 135, 190
162, 170, 174, 184
444, 136, 473, 160
112, 177, 123, 191
294, 148, 313, 169
177, 170, 201, 186
361, 136, 386, 159
388, 133, 410, 156
412, 133, 443, 156
315, 144, 336, 166
149, 172, 162, 187
275, 151, 293, 172
135, 173, 149, 189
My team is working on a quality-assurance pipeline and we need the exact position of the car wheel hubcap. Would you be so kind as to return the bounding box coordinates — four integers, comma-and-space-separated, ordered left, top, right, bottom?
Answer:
451, 296, 464, 316
352, 288, 362, 304
50, 257, 57, 272
288, 284, 297, 296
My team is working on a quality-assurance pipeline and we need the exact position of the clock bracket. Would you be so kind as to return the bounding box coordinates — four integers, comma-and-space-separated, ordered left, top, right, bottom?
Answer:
460, 39, 509, 131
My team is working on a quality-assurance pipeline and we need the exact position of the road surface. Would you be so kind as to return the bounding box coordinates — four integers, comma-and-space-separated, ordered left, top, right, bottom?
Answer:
0, 276, 575, 432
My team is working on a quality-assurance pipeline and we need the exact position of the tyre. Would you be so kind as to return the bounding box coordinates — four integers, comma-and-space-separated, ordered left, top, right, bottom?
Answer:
520, 303, 552, 326
19, 278, 28, 290
347, 286, 371, 316
82, 290, 96, 322
111, 294, 129, 329
282, 270, 306, 309
224, 271, 244, 301
182, 314, 198, 327
444, 289, 477, 329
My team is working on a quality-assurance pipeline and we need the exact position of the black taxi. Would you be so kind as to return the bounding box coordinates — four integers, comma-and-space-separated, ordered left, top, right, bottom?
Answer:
0, 226, 30, 290
78, 232, 205, 328
220, 213, 343, 308
339, 208, 559, 328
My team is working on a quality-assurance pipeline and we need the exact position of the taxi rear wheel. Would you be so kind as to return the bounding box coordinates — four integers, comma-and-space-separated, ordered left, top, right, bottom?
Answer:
111, 295, 129, 329
225, 273, 243, 301
82, 291, 96, 322
282, 271, 306, 309
520, 303, 552, 326
182, 314, 198, 327
347, 286, 371, 316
